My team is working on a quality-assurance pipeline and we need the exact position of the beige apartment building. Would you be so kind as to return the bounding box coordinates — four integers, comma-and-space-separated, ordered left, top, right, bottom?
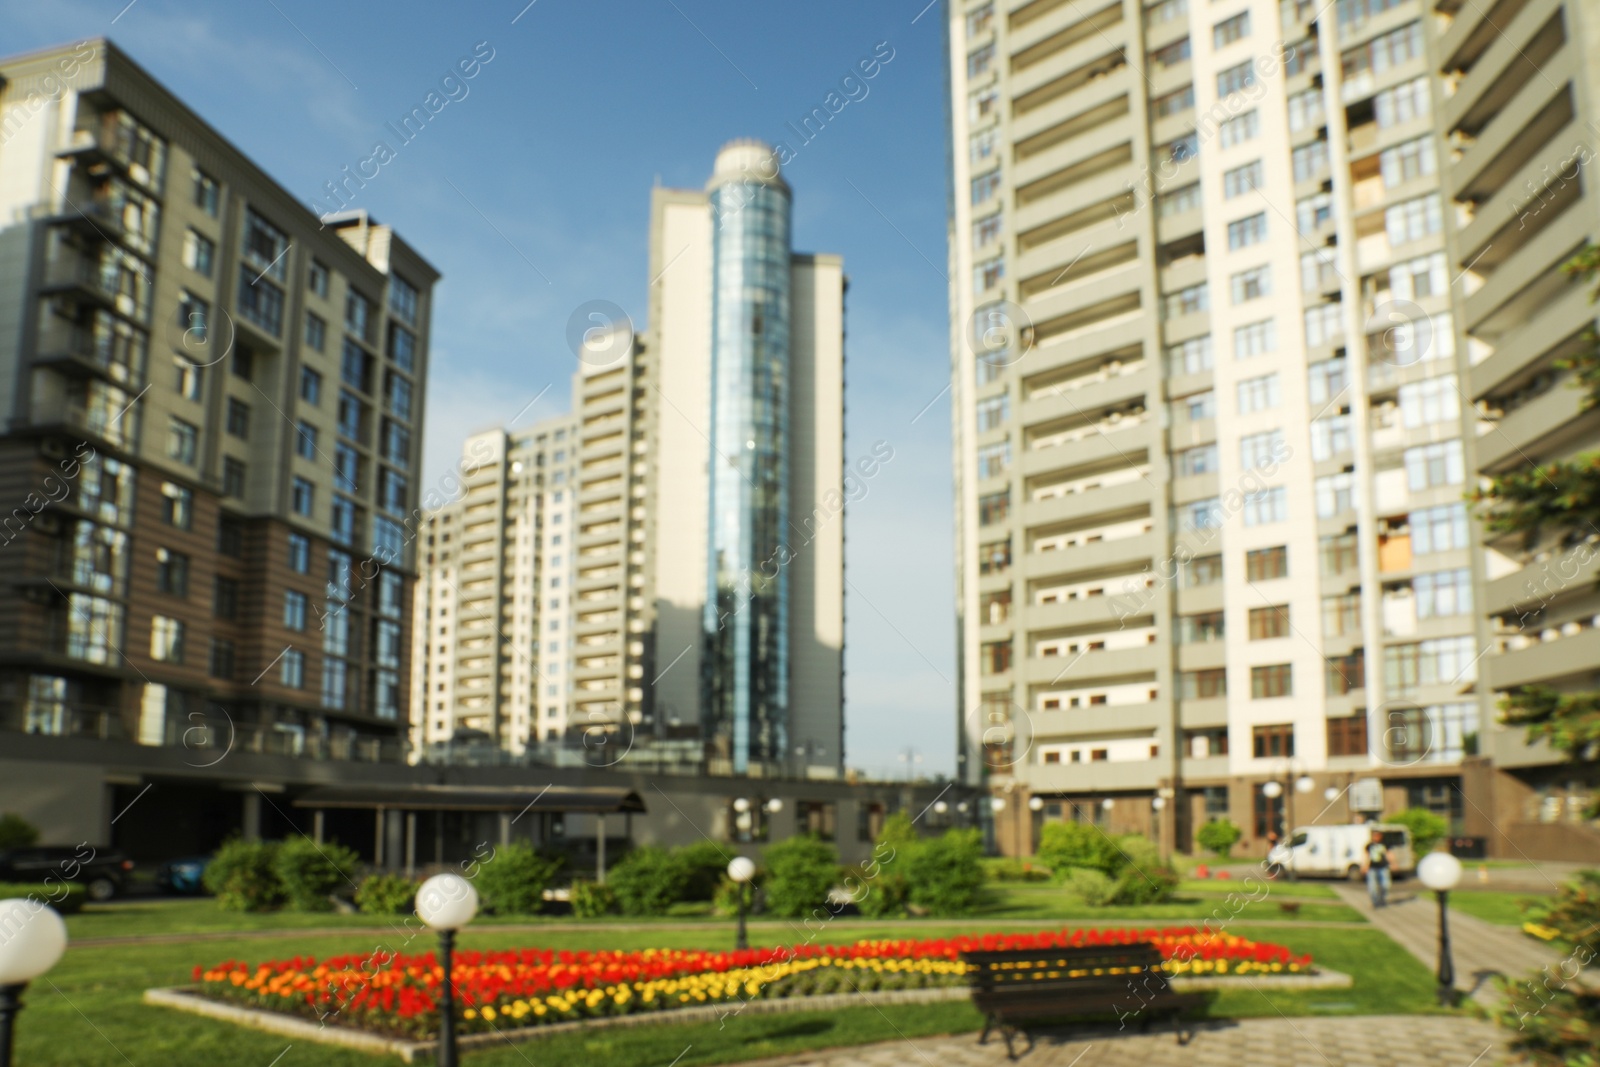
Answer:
946, 0, 1600, 859
0, 40, 435, 777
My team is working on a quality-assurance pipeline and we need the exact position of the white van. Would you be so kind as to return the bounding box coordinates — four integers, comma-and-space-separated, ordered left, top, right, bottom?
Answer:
1266, 823, 1415, 880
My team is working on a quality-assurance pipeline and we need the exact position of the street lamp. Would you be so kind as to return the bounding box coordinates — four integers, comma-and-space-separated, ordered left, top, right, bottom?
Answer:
727, 856, 757, 950
990, 796, 1006, 812
416, 873, 479, 1067
1418, 852, 1463, 1006
1028, 797, 1044, 812
0, 900, 67, 1067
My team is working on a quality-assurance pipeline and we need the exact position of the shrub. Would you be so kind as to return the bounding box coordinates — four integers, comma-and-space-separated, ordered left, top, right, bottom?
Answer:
568, 878, 617, 919
984, 857, 1049, 882
474, 843, 561, 915
1528, 869, 1600, 957
1059, 867, 1116, 906
762, 834, 839, 918
354, 873, 415, 916
1489, 977, 1600, 1066
1389, 807, 1449, 857
204, 838, 283, 912
1110, 863, 1180, 905
904, 829, 987, 916
274, 837, 359, 912
673, 839, 733, 901
854, 811, 917, 918
712, 874, 756, 918
1196, 818, 1243, 859
1037, 821, 1119, 876
0, 813, 40, 849
609, 846, 689, 916
0, 882, 86, 914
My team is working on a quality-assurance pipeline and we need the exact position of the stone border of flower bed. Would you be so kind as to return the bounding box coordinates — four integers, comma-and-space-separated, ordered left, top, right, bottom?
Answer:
146, 969, 1352, 1064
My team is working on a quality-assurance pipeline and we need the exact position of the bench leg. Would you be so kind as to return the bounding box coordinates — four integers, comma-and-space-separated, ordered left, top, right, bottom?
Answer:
979, 1015, 994, 1046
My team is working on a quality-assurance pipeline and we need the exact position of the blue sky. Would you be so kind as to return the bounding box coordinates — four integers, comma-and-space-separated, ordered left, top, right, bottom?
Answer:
7, 0, 959, 779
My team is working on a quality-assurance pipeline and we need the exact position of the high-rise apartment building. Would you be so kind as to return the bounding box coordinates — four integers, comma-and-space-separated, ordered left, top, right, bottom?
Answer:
945, 0, 1579, 854
0, 41, 435, 762
412, 141, 846, 775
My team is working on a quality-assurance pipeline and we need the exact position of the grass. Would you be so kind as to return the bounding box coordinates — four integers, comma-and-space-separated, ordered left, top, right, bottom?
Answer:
1447, 890, 1552, 927
1178, 879, 1339, 900
981, 885, 1362, 923
16, 901, 1440, 1067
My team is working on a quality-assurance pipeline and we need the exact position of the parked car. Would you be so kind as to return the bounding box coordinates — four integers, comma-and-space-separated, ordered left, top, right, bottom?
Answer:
0, 845, 134, 901
156, 856, 211, 894
1266, 823, 1414, 880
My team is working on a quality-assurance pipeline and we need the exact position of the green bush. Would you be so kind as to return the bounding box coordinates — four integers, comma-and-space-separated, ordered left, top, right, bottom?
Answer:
568, 878, 617, 918
354, 873, 415, 916
1489, 977, 1600, 1066
673, 839, 733, 901
473, 843, 561, 915
1195, 818, 1242, 858
274, 837, 359, 911
712, 874, 754, 918
904, 829, 986, 916
0, 881, 86, 914
1389, 807, 1449, 857
609, 846, 689, 916
984, 857, 1049, 882
853, 811, 917, 918
1111, 863, 1180, 905
1059, 867, 1116, 906
0, 813, 40, 849
1037, 821, 1119, 876
762, 834, 839, 918
204, 838, 283, 912
1529, 869, 1600, 957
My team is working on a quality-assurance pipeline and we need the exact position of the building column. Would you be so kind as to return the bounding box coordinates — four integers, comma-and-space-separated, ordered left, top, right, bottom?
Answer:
242, 791, 262, 842
404, 812, 417, 878
596, 813, 607, 884
499, 811, 511, 846
313, 810, 325, 845
374, 807, 386, 868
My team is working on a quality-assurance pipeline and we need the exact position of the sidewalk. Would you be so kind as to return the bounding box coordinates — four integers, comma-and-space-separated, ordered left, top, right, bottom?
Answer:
725, 1015, 1509, 1067
1330, 881, 1574, 1004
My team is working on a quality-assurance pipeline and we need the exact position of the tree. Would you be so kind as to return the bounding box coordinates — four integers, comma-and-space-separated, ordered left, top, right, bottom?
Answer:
1474, 246, 1600, 814
608, 846, 689, 916
903, 829, 986, 915
0, 813, 40, 849
1195, 818, 1243, 858
473, 842, 563, 915
1036, 821, 1119, 876
1388, 807, 1448, 857
274, 837, 360, 911
762, 834, 839, 918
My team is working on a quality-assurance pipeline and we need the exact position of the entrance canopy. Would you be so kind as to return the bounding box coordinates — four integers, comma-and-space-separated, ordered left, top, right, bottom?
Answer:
291, 784, 646, 814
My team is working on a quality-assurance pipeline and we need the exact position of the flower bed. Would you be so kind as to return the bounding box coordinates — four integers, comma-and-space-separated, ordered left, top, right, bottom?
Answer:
192, 927, 1313, 1039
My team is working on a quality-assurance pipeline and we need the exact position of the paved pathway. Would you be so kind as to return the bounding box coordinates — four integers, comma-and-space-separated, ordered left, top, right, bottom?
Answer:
725, 1015, 1511, 1067
1329, 882, 1575, 1004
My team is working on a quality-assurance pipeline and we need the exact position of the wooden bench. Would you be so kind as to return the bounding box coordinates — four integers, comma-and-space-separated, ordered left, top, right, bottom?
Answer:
960, 943, 1205, 1058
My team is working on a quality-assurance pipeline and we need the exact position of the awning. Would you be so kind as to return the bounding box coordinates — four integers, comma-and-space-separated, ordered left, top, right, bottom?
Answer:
291, 784, 646, 814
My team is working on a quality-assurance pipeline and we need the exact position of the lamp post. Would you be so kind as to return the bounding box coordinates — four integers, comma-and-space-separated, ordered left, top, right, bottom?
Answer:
0, 900, 67, 1067
727, 856, 756, 950
1418, 852, 1463, 1006
416, 873, 479, 1067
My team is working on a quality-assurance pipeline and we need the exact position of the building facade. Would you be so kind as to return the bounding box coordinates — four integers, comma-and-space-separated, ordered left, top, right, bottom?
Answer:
945, 0, 1598, 858
0, 40, 435, 765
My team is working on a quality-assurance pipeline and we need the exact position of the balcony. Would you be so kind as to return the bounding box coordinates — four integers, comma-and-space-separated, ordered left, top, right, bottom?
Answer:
32, 322, 142, 387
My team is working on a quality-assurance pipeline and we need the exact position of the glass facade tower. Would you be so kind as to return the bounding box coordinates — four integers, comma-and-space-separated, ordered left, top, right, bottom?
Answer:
702, 142, 792, 772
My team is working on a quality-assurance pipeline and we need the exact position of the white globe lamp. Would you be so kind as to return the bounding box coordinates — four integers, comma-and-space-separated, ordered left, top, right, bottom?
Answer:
727, 857, 757, 950
1417, 852, 1463, 1006
414, 873, 478, 1067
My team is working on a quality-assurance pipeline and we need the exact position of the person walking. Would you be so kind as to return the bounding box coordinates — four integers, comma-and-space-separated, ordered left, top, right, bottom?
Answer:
1362, 829, 1390, 908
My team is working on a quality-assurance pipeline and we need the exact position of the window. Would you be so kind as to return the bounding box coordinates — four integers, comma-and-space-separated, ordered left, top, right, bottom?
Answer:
1222, 160, 1263, 199
322, 657, 347, 708
382, 421, 411, 468
1217, 60, 1256, 96
167, 417, 198, 463
1415, 568, 1472, 618
345, 290, 376, 343
1164, 282, 1209, 318
300, 366, 323, 406
292, 477, 315, 517
977, 441, 1011, 480
237, 263, 284, 336
155, 548, 189, 596
1237, 373, 1281, 413
331, 497, 357, 545
1405, 439, 1464, 490
1165, 132, 1199, 165
1153, 85, 1196, 118
182, 230, 214, 276
1316, 471, 1358, 517
1231, 268, 1272, 306
1321, 530, 1359, 575
1178, 389, 1216, 420
1375, 75, 1430, 128
1181, 497, 1224, 531
1287, 87, 1324, 131
1383, 635, 1479, 692
1146, 0, 1188, 26
1308, 357, 1348, 406
972, 211, 1004, 247
1158, 182, 1202, 216
976, 394, 1010, 433
222, 457, 247, 499
307, 258, 330, 298
967, 41, 995, 77
334, 443, 360, 492
1385, 703, 1479, 763
1178, 668, 1228, 699
217, 517, 243, 558
389, 274, 419, 325
161, 482, 192, 529
192, 168, 219, 215
210, 638, 236, 681
341, 339, 372, 392
1296, 191, 1333, 232
304, 312, 327, 353
1380, 135, 1436, 187
1243, 487, 1288, 526
1252, 663, 1293, 698
1183, 554, 1223, 587
1249, 605, 1291, 640
1247, 545, 1288, 580
214, 576, 239, 620
223, 397, 250, 439
1177, 611, 1225, 643
288, 533, 311, 574
379, 469, 407, 515
281, 649, 305, 689
151, 615, 185, 663
979, 538, 1011, 574
969, 85, 1001, 123
1218, 109, 1260, 147
971, 170, 1002, 205
1389, 252, 1449, 300
1252, 723, 1294, 756
1301, 248, 1339, 292
1166, 336, 1213, 375
979, 490, 1010, 525
231, 348, 253, 382
973, 254, 1005, 293
1214, 10, 1251, 46
1227, 212, 1267, 249
386, 373, 413, 420
1327, 649, 1366, 693
338, 391, 364, 440
1234, 316, 1276, 356
1151, 37, 1192, 68
284, 590, 309, 631
1254, 783, 1285, 837
1323, 591, 1362, 636
1310, 414, 1352, 460
295, 421, 319, 461
1385, 194, 1443, 245
1292, 139, 1329, 182
1327, 715, 1369, 756
1240, 429, 1283, 469
1176, 443, 1219, 476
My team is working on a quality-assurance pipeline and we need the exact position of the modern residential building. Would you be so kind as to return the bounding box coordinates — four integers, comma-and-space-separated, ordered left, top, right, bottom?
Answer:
0, 40, 436, 770
944, 0, 1592, 858
410, 141, 847, 776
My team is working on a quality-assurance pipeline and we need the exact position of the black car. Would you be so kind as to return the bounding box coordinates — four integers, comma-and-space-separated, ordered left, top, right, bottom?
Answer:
0, 845, 134, 902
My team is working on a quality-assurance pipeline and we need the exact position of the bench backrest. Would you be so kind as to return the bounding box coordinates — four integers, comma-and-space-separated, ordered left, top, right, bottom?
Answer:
959, 943, 1169, 995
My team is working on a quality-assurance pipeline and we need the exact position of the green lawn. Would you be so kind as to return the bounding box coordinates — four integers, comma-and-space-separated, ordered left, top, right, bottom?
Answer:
1177, 879, 1339, 900
1447, 890, 1552, 927
14, 904, 1441, 1067
982, 885, 1362, 923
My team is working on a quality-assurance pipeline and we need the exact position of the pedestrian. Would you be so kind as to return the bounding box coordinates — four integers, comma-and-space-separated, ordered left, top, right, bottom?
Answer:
1362, 829, 1390, 908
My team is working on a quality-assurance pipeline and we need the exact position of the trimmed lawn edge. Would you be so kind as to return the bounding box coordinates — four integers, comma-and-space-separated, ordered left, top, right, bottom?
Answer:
145, 970, 1353, 1063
